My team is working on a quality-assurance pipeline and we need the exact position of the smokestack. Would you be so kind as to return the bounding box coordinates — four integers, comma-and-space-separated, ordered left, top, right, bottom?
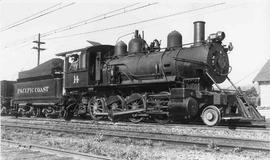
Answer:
193, 21, 205, 46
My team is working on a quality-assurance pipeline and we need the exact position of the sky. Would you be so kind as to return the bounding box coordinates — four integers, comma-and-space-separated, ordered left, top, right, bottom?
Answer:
0, 0, 269, 88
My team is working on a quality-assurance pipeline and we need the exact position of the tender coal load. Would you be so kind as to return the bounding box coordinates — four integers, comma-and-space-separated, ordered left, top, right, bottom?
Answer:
18, 58, 63, 81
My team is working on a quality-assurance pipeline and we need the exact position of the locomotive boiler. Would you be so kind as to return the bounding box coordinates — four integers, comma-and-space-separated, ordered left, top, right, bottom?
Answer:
56, 21, 264, 126
109, 22, 228, 89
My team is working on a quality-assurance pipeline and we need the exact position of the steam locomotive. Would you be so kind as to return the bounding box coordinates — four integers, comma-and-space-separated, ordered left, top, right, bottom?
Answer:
1, 21, 265, 126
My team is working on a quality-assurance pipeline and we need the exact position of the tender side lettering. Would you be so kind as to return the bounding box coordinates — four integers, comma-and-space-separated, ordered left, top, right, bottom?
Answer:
17, 86, 49, 94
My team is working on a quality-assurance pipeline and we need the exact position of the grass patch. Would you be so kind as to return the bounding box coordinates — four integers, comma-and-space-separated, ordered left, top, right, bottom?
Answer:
207, 141, 220, 151
1, 132, 13, 140
93, 132, 105, 142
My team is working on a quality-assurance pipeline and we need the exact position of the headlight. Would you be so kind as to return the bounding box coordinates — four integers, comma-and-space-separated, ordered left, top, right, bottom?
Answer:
208, 31, 225, 42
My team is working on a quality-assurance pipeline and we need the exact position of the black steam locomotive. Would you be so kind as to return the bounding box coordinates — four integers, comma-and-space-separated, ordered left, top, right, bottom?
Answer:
2, 21, 264, 126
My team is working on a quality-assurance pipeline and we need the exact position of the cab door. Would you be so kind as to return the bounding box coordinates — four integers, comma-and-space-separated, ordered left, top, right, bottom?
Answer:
95, 52, 101, 83
87, 45, 115, 86
88, 51, 101, 85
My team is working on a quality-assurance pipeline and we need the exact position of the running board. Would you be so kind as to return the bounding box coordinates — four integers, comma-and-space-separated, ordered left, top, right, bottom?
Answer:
222, 116, 244, 120
222, 116, 264, 121
94, 108, 146, 116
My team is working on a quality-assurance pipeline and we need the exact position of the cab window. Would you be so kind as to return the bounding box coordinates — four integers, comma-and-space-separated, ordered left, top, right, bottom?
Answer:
68, 51, 86, 71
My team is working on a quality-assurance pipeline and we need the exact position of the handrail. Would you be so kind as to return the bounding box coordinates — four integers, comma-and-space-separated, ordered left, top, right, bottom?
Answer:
205, 71, 223, 92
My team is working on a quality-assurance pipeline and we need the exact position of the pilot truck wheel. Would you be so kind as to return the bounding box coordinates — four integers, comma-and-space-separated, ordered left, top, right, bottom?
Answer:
201, 105, 221, 126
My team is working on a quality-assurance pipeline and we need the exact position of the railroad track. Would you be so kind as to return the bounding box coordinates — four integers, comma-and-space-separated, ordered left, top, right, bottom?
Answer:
3, 117, 270, 141
2, 121, 270, 151
2, 116, 269, 132
1, 139, 111, 160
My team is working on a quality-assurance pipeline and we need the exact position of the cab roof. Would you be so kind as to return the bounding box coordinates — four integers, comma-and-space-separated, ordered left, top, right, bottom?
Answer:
55, 45, 114, 57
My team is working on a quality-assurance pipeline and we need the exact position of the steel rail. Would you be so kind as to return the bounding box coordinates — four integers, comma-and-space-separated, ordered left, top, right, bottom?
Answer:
1, 139, 111, 160
3, 121, 269, 141
3, 116, 269, 131
2, 122, 270, 151
3, 118, 270, 140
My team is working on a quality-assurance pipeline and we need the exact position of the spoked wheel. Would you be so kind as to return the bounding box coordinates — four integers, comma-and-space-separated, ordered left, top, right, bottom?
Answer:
107, 95, 125, 121
201, 105, 221, 126
88, 97, 105, 121
63, 103, 76, 121
126, 93, 146, 123
154, 114, 170, 124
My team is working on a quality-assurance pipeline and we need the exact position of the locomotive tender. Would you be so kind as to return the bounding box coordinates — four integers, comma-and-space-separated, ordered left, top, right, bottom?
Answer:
7, 21, 264, 126
11, 58, 63, 117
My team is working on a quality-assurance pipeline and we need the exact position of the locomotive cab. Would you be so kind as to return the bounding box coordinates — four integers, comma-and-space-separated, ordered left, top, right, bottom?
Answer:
56, 45, 114, 91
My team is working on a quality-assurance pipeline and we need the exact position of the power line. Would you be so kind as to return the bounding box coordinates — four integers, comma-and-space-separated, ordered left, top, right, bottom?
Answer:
1, 2, 75, 32
45, 2, 225, 40
0, 39, 35, 54
1, 35, 35, 49
2, 2, 155, 49
1, 2, 62, 31
41, 2, 142, 37
226, 68, 261, 89
2, 2, 224, 50
0, 2, 76, 49
42, 2, 158, 37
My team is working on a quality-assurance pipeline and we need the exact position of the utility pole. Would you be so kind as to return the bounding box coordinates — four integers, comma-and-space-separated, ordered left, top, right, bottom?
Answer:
32, 33, 45, 66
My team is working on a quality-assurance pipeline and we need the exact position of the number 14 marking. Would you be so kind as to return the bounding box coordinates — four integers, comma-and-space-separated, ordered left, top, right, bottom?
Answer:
73, 75, 79, 84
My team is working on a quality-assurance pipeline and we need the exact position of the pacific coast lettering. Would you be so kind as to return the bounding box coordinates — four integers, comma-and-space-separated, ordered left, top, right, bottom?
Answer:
17, 86, 49, 94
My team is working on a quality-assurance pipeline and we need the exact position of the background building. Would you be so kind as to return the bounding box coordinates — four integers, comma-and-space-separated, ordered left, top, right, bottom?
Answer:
253, 59, 270, 107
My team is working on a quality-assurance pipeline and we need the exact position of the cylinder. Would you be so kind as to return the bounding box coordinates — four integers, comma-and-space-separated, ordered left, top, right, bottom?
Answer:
193, 21, 205, 46
167, 30, 182, 49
